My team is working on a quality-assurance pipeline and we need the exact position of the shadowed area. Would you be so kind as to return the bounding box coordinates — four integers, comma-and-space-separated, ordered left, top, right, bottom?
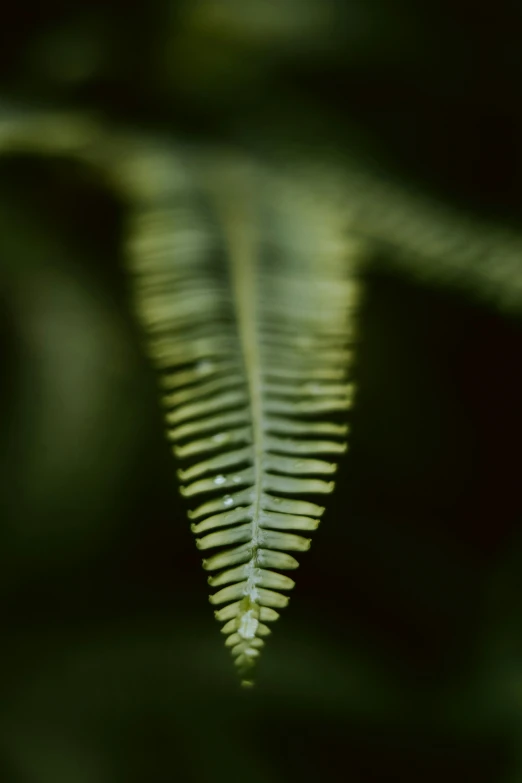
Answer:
0, 2, 522, 782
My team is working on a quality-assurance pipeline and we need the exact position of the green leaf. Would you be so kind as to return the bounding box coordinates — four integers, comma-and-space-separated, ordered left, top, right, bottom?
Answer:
126, 152, 362, 683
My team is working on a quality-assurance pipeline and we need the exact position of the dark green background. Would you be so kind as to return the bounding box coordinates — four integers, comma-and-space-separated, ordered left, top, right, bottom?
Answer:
1, 2, 522, 781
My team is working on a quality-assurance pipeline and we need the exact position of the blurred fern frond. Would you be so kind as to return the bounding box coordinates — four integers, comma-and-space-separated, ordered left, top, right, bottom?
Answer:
124, 151, 362, 683
0, 105, 521, 685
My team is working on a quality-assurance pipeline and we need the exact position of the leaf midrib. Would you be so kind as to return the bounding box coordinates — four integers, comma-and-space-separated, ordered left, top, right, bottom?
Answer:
207, 162, 263, 569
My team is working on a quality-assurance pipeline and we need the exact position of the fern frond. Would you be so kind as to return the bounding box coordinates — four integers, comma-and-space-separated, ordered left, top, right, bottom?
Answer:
126, 150, 363, 684
3, 104, 521, 683
1, 106, 522, 317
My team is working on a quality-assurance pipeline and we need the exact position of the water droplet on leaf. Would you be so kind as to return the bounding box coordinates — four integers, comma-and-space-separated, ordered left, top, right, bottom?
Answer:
196, 359, 213, 375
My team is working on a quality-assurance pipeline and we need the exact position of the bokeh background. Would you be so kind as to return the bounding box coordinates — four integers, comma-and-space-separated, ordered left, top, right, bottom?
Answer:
1, 1, 522, 781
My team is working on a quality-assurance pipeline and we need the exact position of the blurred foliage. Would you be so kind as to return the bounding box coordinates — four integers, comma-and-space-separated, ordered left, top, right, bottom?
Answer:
0, 1, 522, 782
